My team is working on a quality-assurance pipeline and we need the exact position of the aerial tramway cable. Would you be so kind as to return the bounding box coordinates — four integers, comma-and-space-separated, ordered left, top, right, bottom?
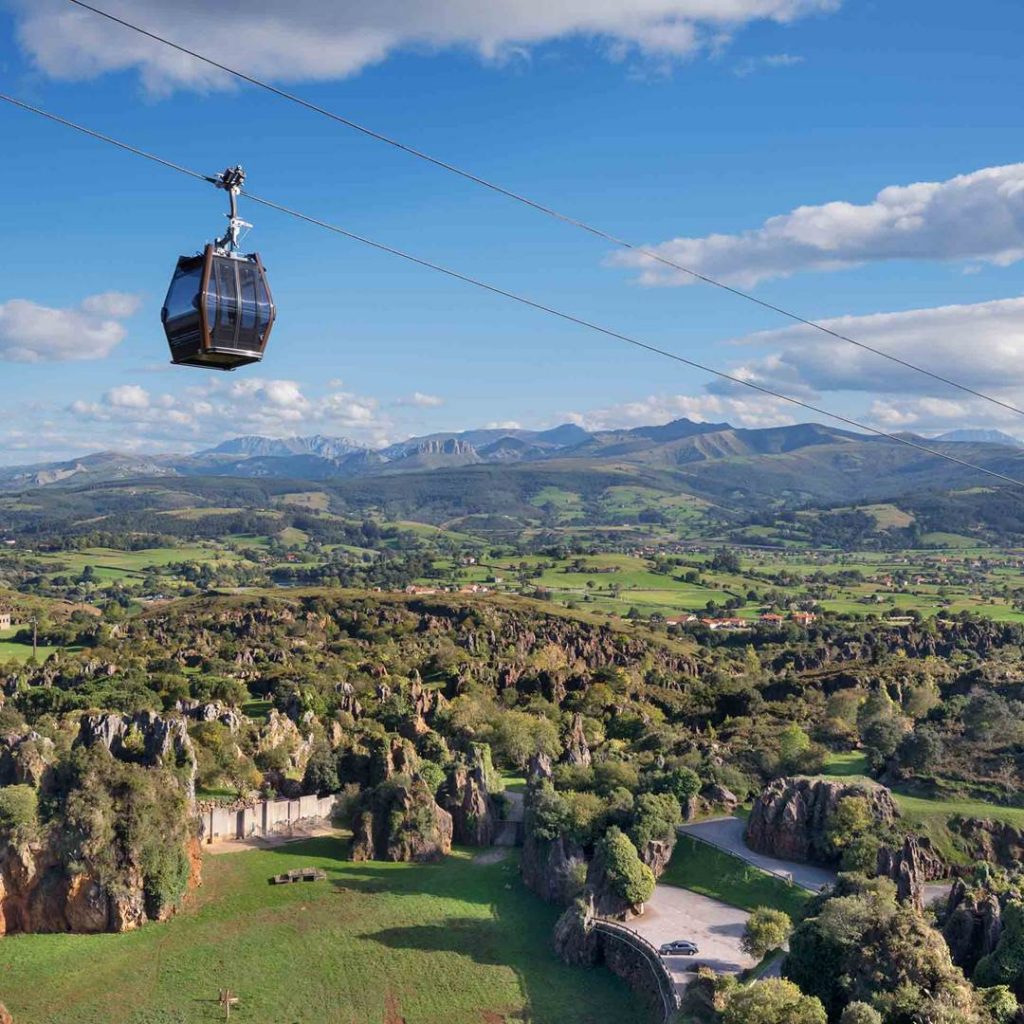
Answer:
58, 0, 1024, 422
3, 90, 1024, 492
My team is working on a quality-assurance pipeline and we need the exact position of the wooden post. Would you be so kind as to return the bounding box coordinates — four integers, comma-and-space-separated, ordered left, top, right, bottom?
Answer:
218, 989, 240, 1020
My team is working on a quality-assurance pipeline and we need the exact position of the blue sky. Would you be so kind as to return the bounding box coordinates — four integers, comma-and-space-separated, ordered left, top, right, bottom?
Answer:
2, 0, 1024, 463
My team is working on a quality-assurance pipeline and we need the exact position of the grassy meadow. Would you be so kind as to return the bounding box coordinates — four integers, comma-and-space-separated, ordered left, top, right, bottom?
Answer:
660, 835, 811, 919
0, 837, 641, 1024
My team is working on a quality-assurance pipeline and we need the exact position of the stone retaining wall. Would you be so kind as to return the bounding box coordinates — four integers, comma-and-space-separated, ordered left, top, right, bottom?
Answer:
197, 794, 339, 844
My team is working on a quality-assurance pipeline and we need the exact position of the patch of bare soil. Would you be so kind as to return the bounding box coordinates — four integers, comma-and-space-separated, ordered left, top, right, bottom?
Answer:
384, 994, 407, 1024
472, 849, 508, 866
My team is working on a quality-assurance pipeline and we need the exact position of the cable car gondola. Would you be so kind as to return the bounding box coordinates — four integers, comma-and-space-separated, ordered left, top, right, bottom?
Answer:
161, 166, 276, 370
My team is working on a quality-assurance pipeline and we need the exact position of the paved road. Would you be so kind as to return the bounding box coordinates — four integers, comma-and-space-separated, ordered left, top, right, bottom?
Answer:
630, 884, 757, 996
680, 817, 837, 891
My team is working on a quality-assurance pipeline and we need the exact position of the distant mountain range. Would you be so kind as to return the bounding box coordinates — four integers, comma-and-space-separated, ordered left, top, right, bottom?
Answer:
2, 418, 1023, 511
932, 428, 1023, 447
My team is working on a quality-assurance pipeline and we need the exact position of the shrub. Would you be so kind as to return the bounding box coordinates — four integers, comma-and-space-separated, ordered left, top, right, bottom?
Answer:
839, 1003, 882, 1024
741, 907, 793, 958
0, 784, 39, 842
629, 792, 681, 849
599, 826, 655, 907
721, 978, 826, 1024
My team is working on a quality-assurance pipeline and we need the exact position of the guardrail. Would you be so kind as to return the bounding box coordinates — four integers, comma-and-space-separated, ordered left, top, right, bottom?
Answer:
678, 825, 820, 893
593, 918, 680, 1023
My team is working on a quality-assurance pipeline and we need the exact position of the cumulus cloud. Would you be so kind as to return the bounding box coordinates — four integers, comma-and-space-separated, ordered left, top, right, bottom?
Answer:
66, 376, 394, 449
13, 0, 839, 91
105, 384, 151, 409
396, 392, 445, 408
612, 163, 1024, 287
0, 292, 140, 362
566, 391, 795, 430
714, 297, 1024, 398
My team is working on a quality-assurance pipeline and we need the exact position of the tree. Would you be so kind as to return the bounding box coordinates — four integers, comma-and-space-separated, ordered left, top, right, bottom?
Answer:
826, 795, 874, 855
629, 792, 681, 849
861, 717, 905, 769
975, 901, 1024, 991
487, 710, 561, 769
979, 985, 1019, 1024
598, 826, 655, 907
741, 907, 793, 958
302, 742, 340, 796
721, 979, 826, 1024
840, 1004, 882, 1024
0, 784, 38, 841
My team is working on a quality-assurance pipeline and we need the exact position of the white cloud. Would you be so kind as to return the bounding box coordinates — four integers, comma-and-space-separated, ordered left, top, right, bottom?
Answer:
105, 384, 151, 409
715, 296, 1024, 397
0, 292, 140, 362
567, 391, 794, 430
13, 0, 840, 91
64, 376, 394, 450
733, 51, 803, 76
396, 392, 445, 408
612, 163, 1024, 287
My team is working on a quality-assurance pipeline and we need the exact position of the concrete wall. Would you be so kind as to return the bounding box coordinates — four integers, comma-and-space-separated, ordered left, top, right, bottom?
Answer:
198, 794, 339, 844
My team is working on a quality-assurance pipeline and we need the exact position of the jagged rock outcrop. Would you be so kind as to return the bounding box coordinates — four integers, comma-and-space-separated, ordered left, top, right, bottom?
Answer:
77, 711, 197, 799
561, 713, 591, 767
520, 830, 586, 904
0, 832, 201, 936
437, 759, 496, 846
0, 1001, 12, 1024
941, 879, 1003, 974
951, 818, 1024, 869
876, 835, 945, 908
553, 896, 600, 966
638, 837, 676, 880
176, 700, 243, 733
0, 731, 55, 788
553, 896, 668, 1020
746, 776, 899, 864
527, 752, 553, 787
705, 784, 738, 812
256, 709, 315, 774
350, 779, 452, 862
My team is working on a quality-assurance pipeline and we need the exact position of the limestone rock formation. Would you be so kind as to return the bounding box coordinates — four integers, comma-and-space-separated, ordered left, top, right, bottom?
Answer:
941, 879, 1003, 974
561, 713, 591, 767
77, 711, 197, 799
553, 896, 599, 966
638, 836, 676, 880
0, 730, 55, 788
257, 709, 315, 773
350, 779, 452, 862
746, 776, 899, 865
437, 758, 496, 846
520, 830, 586, 904
527, 751, 553, 787
176, 700, 243, 733
951, 818, 1024, 869
876, 835, 945, 908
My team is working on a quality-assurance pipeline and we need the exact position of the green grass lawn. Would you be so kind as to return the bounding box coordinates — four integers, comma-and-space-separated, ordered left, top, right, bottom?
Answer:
0, 627, 60, 664
821, 753, 1024, 865
660, 835, 811, 919
0, 837, 641, 1024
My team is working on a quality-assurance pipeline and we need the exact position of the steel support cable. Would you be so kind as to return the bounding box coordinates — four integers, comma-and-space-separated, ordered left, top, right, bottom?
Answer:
57, 0, 1024, 421
3, 89, 1023, 492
